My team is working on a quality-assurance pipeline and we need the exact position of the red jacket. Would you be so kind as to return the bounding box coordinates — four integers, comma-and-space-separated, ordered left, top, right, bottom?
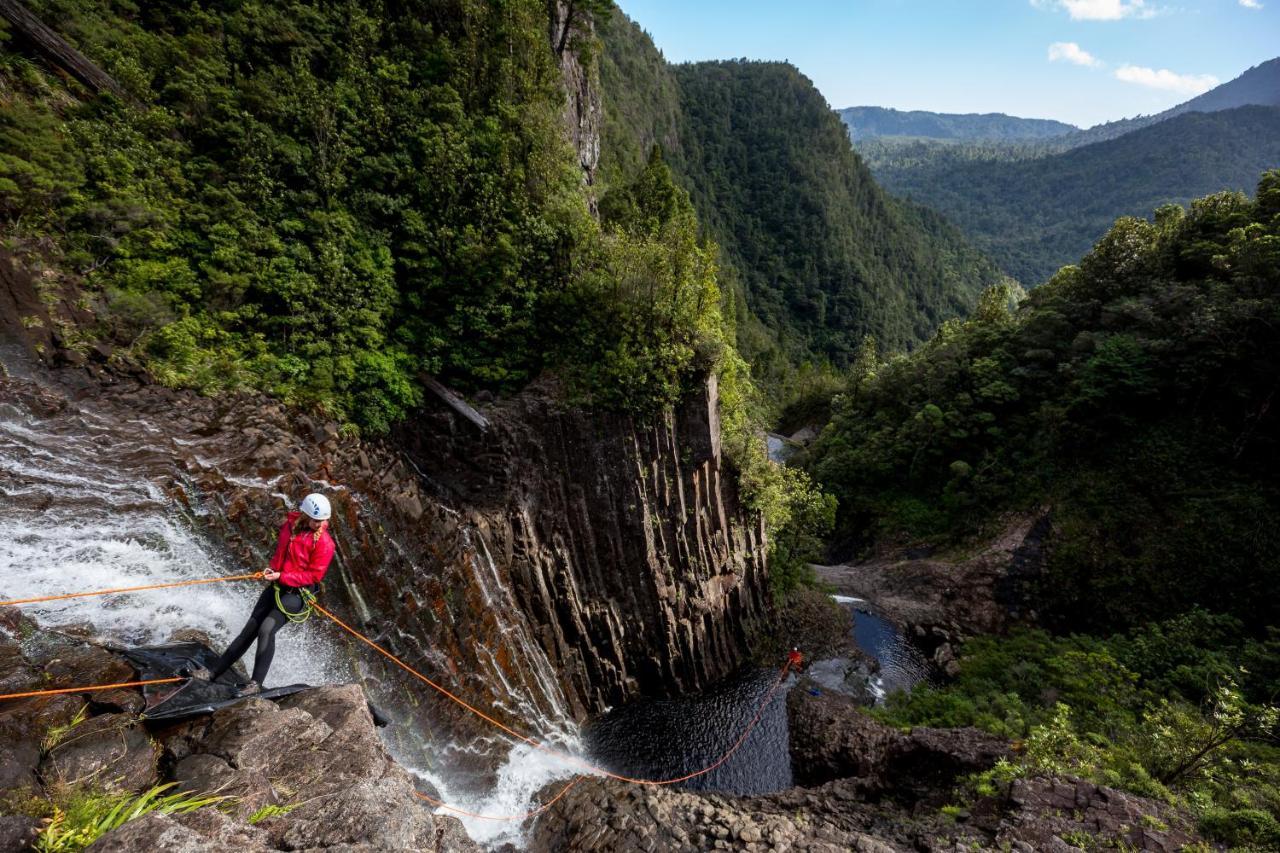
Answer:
270, 511, 335, 588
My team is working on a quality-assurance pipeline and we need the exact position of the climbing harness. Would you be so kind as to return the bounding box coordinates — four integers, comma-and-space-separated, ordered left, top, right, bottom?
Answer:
274, 583, 318, 623
0, 572, 799, 822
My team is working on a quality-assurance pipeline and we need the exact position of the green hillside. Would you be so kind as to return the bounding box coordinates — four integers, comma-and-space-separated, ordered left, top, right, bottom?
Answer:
807, 172, 1280, 632
871, 106, 1280, 284
596, 11, 1006, 385
0, 0, 746, 429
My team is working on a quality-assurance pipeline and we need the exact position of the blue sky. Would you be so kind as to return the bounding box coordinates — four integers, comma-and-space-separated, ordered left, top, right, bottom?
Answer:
614, 0, 1279, 128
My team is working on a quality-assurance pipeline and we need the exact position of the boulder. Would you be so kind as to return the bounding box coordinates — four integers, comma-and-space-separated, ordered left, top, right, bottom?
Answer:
528, 776, 908, 853
786, 680, 1010, 796
86, 811, 267, 853
39, 712, 161, 793
171, 684, 480, 851
0, 815, 41, 852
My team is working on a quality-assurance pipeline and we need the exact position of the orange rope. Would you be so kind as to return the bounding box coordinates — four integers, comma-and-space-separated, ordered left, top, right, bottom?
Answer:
0, 677, 182, 700
0, 574, 794, 823
311, 601, 792, 789
0, 572, 265, 607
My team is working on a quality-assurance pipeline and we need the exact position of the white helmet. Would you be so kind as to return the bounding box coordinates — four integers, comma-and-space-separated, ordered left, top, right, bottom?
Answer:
299, 493, 331, 521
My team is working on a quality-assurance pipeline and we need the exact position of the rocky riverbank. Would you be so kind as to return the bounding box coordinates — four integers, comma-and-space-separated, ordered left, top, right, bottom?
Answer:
815, 513, 1050, 676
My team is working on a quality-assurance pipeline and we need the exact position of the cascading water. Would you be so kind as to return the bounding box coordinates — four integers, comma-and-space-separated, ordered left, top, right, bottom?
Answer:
0, 368, 585, 848
0, 391, 342, 684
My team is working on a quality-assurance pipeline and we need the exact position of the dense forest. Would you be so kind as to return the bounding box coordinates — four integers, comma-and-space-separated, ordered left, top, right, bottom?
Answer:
0, 0, 739, 431
808, 173, 1280, 629
839, 106, 1076, 143
867, 106, 1280, 284
0, 0, 848, 588
595, 12, 1007, 393
804, 175, 1280, 847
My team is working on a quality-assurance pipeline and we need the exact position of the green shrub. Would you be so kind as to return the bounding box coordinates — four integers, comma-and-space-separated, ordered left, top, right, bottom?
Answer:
34, 783, 228, 852
1197, 807, 1280, 849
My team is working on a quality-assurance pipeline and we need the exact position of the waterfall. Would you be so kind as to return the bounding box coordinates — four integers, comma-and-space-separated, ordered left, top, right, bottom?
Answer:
0, 373, 584, 848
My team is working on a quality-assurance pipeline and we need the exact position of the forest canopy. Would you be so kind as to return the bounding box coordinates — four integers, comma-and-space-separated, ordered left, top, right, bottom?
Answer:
806, 172, 1280, 633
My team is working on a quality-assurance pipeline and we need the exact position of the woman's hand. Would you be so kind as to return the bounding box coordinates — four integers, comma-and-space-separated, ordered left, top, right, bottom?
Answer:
263, 569, 281, 581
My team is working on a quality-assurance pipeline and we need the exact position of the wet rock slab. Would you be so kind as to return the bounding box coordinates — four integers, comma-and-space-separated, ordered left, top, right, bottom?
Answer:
0, 622, 479, 852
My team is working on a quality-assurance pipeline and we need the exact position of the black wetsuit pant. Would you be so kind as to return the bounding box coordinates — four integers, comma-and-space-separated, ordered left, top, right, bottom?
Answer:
209, 584, 305, 685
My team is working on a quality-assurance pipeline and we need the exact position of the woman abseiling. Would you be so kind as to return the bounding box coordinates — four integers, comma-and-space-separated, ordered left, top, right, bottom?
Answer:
189, 493, 335, 696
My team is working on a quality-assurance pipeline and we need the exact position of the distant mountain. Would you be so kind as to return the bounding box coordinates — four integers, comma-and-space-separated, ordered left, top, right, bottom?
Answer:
1060, 57, 1280, 147
874, 105, 1280, 284
839, 106, 1077, 142
843, 58, 1280, 150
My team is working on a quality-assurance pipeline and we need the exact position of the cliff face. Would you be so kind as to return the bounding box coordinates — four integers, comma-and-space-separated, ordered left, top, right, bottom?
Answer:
397, 377, 770, 713
551, 1, 602, 188
2, 246, 769, 735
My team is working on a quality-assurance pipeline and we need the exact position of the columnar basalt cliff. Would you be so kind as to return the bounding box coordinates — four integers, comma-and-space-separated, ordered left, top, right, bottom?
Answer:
3, 244, 770, 737
397, 376, 770, 713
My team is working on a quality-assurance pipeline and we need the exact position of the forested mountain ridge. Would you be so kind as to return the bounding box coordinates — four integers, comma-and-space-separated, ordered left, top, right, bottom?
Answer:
843, 57, 1280, 149
844, 58, 1280, 286
839, 106, 1076, 142
1057, 55, 1280, 149
596, 11, 1007, 386
869, 105, 1280, 284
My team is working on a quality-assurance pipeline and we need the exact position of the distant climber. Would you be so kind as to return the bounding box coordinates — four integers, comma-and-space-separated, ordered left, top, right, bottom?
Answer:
188, 493, 335, 696
788, 647, 804, 670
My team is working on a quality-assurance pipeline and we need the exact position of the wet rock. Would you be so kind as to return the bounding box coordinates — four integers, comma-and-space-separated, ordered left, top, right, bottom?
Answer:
787, 681, 1010, 797
0, 814, 41, 851
39, 712, 161, 793
0, 693, 85, 792
994, 776, 1201, 851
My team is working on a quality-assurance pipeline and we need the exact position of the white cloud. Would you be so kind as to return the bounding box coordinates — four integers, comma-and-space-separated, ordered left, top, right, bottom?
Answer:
1032, 0, 1156, 20
1114, 64, 1219, 95
1239, 0, 1263, 9
1048, 41, 1103, 67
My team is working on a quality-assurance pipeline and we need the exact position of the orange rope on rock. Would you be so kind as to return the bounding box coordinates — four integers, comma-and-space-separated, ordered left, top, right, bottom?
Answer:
0, 574, 794, 824
0, 572, 265, 608
0, 677, 182, 701
311, 601, 793, 790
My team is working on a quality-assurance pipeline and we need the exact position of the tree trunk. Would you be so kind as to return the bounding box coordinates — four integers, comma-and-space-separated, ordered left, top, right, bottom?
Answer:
0, 0, 124, 97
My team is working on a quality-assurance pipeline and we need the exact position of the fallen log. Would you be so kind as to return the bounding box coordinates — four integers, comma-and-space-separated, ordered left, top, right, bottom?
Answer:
0, 0, 124, 97
421, 375, 490, 431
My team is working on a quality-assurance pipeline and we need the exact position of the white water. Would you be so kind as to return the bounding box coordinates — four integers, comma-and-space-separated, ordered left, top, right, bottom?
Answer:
0, 384, 581, 849
0, 398, 343, 684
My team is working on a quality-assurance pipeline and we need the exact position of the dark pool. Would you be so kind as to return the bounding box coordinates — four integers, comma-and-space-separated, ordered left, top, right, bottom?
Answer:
834, 595, 934, 700
581, 597, 933, 795
583, 665, 794, 795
